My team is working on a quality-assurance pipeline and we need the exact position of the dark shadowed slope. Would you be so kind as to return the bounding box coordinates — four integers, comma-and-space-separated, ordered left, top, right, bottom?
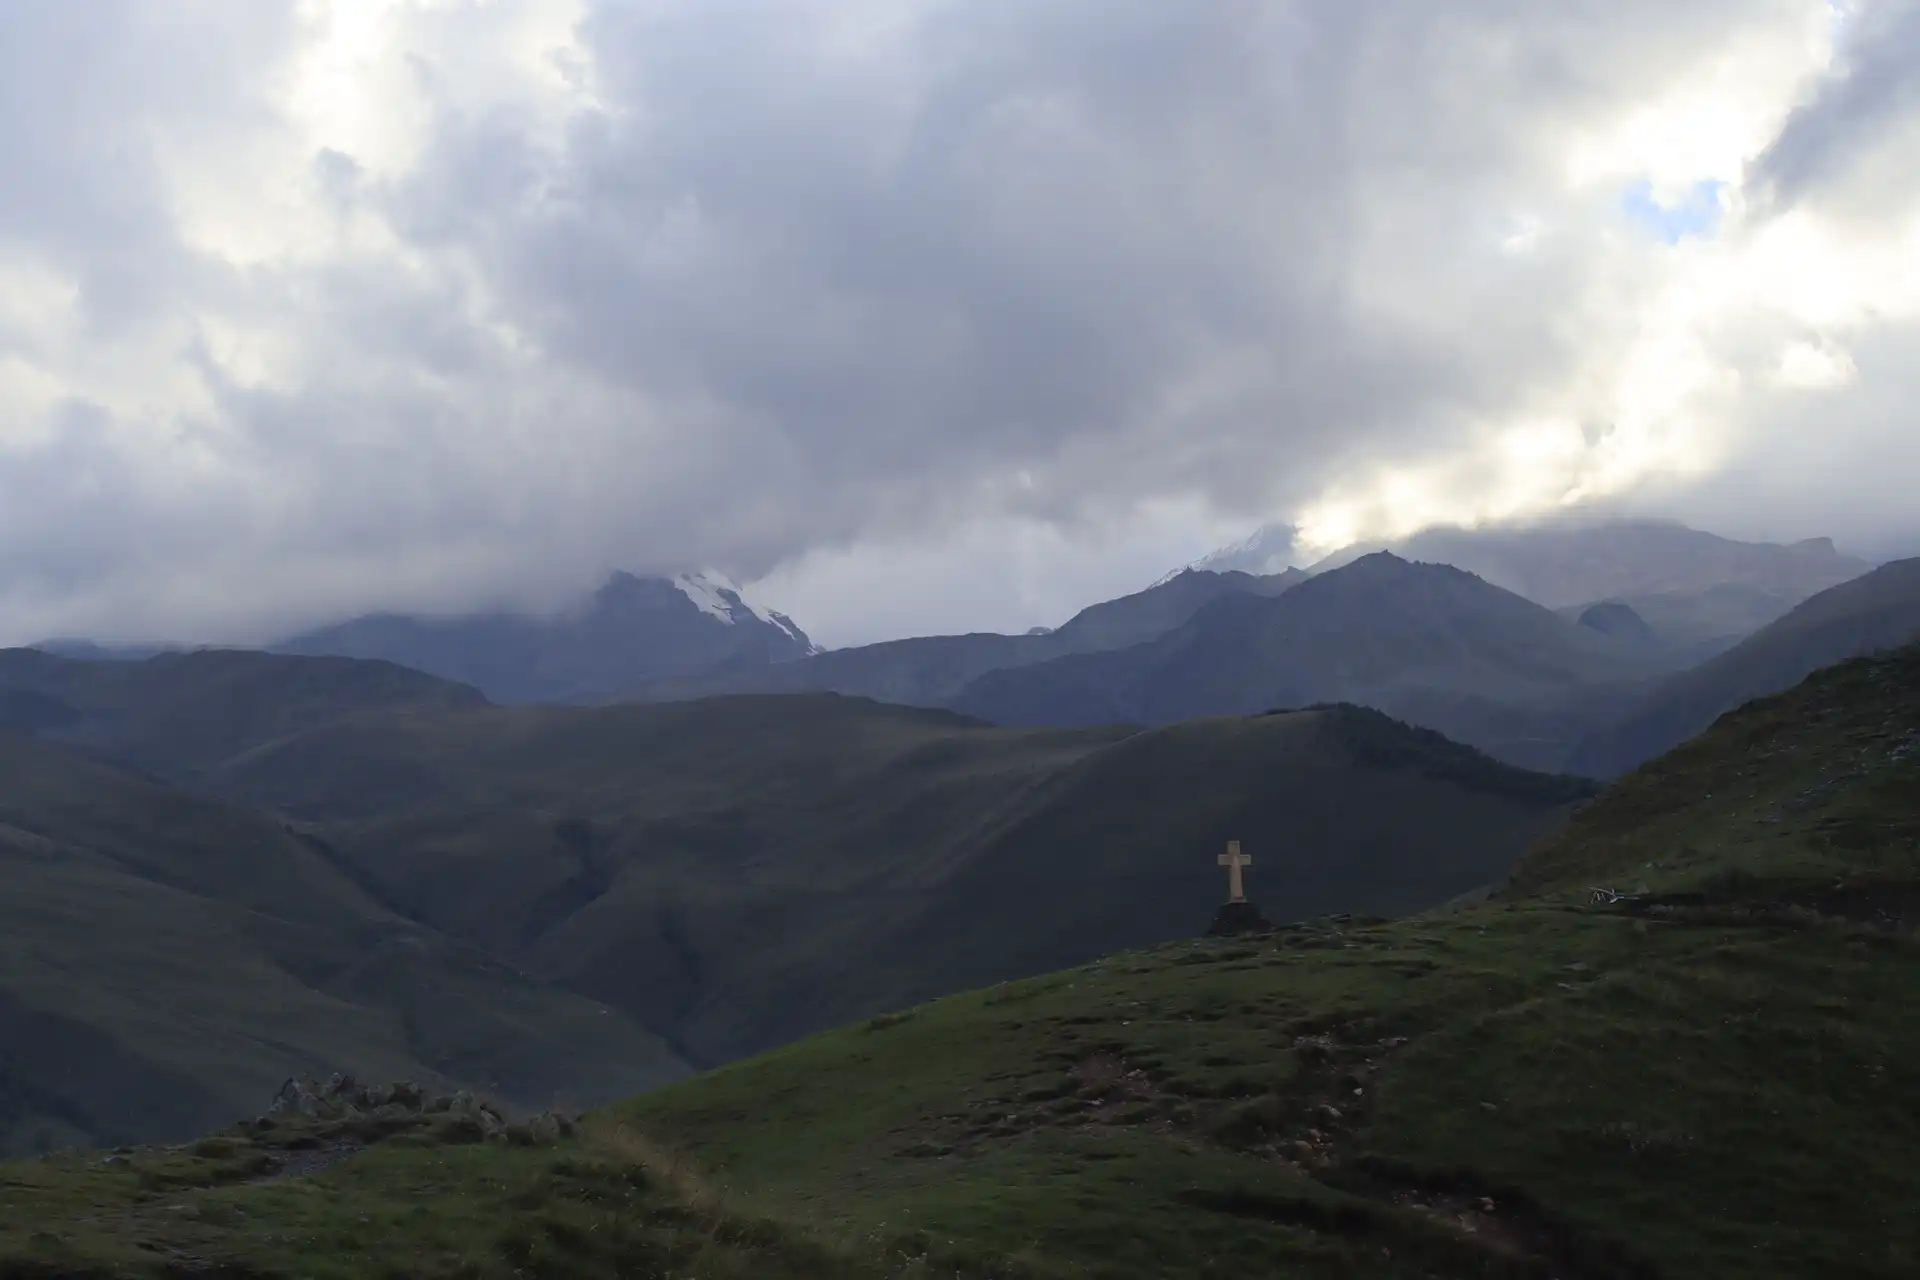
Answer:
10, 652, 1912, 1279
1568, 557, 1920, 777
0, 647, 486, 779
629, 568, 1305, 708
0, 732, 687, 1157
203, 693, 1587, 1067
278, 571, 813, 703
953, 553, 1659, 771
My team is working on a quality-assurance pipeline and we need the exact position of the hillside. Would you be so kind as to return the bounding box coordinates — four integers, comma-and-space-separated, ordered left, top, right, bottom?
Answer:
953, 553, 1661, 771
278, 570, 814, 704
630, 568, 1303, 708
6, 646, 1913, 1279
0, 732, 687, 1158
1569, 556, 1920, 777
0, 647, 486, 780
202, 694, 1587, 1067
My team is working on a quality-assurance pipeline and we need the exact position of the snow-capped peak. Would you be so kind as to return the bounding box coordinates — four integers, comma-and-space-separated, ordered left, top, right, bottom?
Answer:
671, 571, 747, 624
671, 571, 817, 650
1153, 523, 1302, 585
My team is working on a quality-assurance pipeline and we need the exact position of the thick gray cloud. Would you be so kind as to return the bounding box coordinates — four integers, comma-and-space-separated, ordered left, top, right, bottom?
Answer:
0, 0, 1914, 647
1754, 0, 1920, 206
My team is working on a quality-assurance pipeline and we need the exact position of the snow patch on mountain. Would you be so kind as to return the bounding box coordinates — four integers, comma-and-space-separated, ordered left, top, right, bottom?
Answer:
1155, 523, 1303, 585
672, 571, 821, 653
672, 571, 745, 624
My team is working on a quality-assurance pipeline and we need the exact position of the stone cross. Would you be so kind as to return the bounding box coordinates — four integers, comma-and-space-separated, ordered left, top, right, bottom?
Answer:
1217, 840, 1252, 904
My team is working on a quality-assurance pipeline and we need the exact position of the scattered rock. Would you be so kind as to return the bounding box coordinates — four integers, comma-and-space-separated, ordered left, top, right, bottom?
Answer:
265, 1077, 513, 1131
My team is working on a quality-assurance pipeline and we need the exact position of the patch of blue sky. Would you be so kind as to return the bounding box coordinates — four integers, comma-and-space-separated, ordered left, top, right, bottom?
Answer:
1621, 179, 1726, 243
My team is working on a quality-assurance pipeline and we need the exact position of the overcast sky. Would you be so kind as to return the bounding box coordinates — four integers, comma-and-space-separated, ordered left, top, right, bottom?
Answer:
1, 0, 1915, 648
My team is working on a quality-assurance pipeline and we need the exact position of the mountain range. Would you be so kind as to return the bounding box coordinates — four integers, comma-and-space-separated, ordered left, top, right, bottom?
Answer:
10, 515, 1918, 1157
1568, 556, 1920, 776
1301, 517, 1869, 607
0, 645, 1590, 1155
274, 571, 813, 704
950, 552, 1663, 771
1185, 517, 1871, 659
629, 565, 1308, 707
7, 637, 1914, 1278
33, 520, 1887, 766
617, 520, 1901, 776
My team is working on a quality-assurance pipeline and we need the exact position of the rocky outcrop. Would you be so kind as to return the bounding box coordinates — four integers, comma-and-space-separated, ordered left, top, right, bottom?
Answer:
264, 1074, 575, 1146
1206, 901, 1273, 936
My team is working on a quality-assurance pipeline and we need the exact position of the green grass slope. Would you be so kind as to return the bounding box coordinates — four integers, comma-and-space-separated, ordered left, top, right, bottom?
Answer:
623, 648, 1920, 1278
6, 647, 1908, 1277
0, 733, 687, 1157
201, 695, 1588, 1067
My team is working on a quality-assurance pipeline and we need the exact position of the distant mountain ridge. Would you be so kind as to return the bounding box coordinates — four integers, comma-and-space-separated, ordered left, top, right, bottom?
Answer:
0, 646, 487, 775
1568, 556, 1920, 776
1169, 522, 1302, 579
0, 645, 1591, 1153
1297, 518, 1870, 610
951, 552, 1666, 771
628, 566, 1306, 708
277, 570, 814, 704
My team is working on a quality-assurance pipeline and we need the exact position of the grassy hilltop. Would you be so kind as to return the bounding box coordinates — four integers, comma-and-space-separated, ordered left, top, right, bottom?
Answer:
3, 647, 1917, 1278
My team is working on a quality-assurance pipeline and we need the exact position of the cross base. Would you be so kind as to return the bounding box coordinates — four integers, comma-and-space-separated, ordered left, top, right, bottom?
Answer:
1206, 900, 1273, 937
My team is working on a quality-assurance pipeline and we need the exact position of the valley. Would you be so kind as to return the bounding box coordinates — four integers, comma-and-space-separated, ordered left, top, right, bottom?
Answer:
0, 645, 1588, 1153
2, 515, 1916, 1275
2, 641, 1914, 1277
8, 11, 1918, 1274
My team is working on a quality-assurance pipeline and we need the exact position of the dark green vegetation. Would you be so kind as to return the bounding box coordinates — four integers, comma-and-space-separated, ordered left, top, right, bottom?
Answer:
1, 647, 1586, 1155
197, 694, 1586, 1068
0, 729, 687, 1158
6, 645, 1915, 1278
1571, 556, 1920, 777
632, 567, 1305, 708
952, 554, 1667, 772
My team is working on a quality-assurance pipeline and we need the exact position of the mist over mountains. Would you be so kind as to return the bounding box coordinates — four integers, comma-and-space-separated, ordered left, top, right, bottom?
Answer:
5, 506, 1920, 1249
35, 517, 1915, 782
618, 517, 1913, 777
275, 572, 813, 705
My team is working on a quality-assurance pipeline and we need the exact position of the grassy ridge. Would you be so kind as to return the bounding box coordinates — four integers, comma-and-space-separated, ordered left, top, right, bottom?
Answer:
0, 647, 486, 779
3, 649, 1915, 1276
205, 696, 1587, 1065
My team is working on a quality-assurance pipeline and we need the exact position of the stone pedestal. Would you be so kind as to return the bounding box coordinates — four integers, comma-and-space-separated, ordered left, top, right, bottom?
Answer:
1206, 900, 1273, 937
